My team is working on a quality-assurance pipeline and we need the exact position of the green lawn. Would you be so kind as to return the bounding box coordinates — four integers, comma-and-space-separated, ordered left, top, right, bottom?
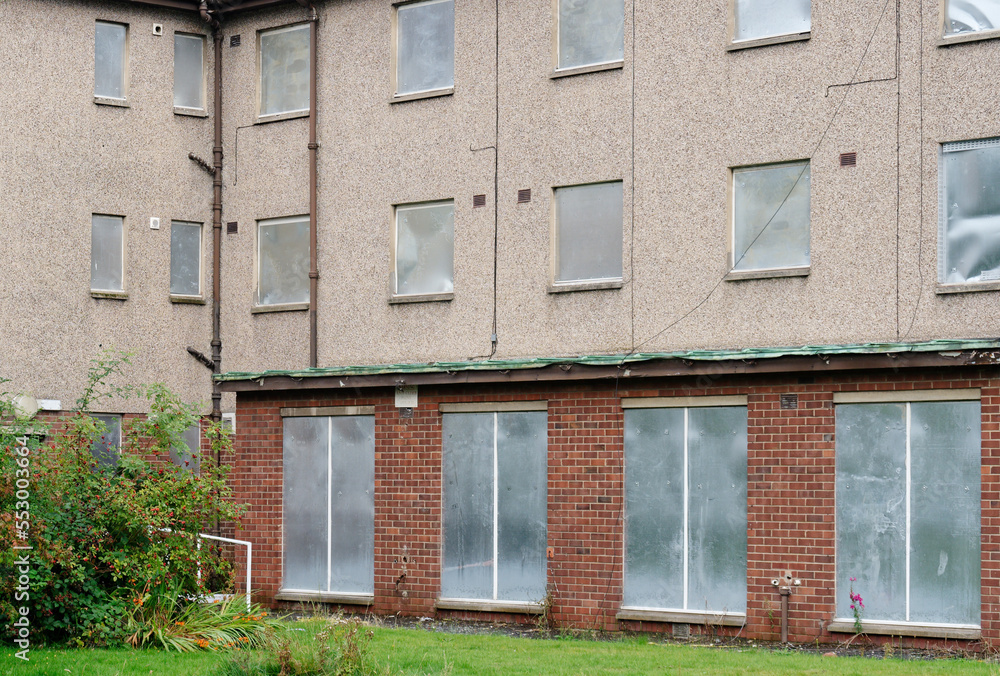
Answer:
3, 622, 997, 676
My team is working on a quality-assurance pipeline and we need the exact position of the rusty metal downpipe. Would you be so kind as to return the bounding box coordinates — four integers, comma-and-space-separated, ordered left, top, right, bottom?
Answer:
201, 1, 222, 422
302, 2, 319, 369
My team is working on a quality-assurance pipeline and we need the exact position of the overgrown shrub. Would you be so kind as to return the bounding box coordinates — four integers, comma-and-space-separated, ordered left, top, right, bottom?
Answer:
0, 351, 247, 647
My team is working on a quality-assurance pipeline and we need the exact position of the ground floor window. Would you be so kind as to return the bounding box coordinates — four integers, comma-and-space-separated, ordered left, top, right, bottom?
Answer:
623, 402, 747, 614
441, 408, 547, 603
836, 397, 980, 627
282, 414, 375, 595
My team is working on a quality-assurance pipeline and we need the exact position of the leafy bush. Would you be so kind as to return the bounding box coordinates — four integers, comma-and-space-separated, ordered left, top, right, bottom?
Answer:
0, 351, 247, 647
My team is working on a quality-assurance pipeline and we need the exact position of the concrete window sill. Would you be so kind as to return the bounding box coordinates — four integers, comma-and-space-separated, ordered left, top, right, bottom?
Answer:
251, 302, 309, 314
275, 591, 373, 606
550, 60, 624, 79
617, 608, 746, 627
936, 281, 1000, 295
91, 290, 128, 300
727, 32, 810, 52
94, 96, 129, 108
389, 292, 454, 304
548, 279, 623, 294
938, 29, 1000, 47
435, 599, 544, 615
390, 87, 454, 104
170, 295, 206, 305
256, 109, 309, 125
827, 620, 980, 640
725, 267, 810, 282
174, 107, 208, 118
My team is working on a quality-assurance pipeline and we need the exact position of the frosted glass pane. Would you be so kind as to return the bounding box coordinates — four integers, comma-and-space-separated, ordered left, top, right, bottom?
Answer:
91, 215, 123, 292
836, 404, 907, 621
558, 0, 624, 69
260, 25, 309, 116
95, 22, 126, 98
940, 142, 1000, 283
283, 417, 329, 591
395, 202, 454, 295
169, 424, 201, 474
397, 0, 454, 95
258, 219, 309, 305
442, 413, 494, 599
555, 182, 623, 283
734, 0, 811, 41
687, 407, 747, 613
496, 412, 547, 602
624, 409, 684, 609
733, 163, 810, 271
90, 414, 121, 468
329, 417, 375, 594
946, 0, 1000, 35
909, 401, 980, 625
170, 221, 201, 296
174, 34, 204, 109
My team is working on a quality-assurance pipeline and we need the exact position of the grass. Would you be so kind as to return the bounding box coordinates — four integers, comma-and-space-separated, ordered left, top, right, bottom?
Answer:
3, 620, 998, 675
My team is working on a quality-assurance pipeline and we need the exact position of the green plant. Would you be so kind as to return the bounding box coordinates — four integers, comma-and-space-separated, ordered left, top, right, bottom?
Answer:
849, 577, 865, 635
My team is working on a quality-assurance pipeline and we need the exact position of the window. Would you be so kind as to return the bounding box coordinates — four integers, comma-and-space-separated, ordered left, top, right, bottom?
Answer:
282, 414, 375, 595
731, 161, 810, 274
939, 138, 1000, 286
441, 408, 547, 604
732, 0, 811, 44
836, 397, 980, 628
95, 21, 127, 101
393, 201, 454, 298
90, 414, 122, 468
257, 216, 309, 307
944, 0, 1000, 37
556, 0, 624, 71
170, 221, 202, 298
91, 214, 124, 293
394, 0, 454, 97
169, 424, 201, 474
174, 33, 205, 111
553, 181, 623, 287
259, 24, 310, 118
623, 403, 747, 616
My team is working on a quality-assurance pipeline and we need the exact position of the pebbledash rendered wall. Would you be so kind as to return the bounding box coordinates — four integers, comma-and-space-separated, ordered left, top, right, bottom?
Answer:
226, 364, 1000, 646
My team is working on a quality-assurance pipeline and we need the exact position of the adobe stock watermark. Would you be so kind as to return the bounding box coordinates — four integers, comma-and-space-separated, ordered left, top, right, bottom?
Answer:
10, 434, 32, 662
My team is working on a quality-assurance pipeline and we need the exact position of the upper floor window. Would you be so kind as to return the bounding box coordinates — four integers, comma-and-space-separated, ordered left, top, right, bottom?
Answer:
394, 0, 455, 98
393, 201, 454, 300
174, 33, 205, 112
556, 0, 624, 72
939, 138, 1000, 287
170, 221, 203, 299
732, 0, 811, 45
257, 216, 309, 308
552, 181, 623, 289
91, 214, 125, 294
944, 0, 1000, 38
259, 24, 310, 119
730, 161, 810, 276
95, 21, 127, 102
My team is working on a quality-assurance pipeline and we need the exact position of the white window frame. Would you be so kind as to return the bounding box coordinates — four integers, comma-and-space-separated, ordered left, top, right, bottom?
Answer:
550, 180, 624, 292
728, 160, 811, 280
552, 0, 625, 78
728, 0, 811, 51
254, 215, 310, 311
91, 214, 126, 298
94, 20, 129, 105
169, 220, 204, 302
619, 397, 748, 625
257, 23, 311, 121
173, 32, 206, 115
941, 0, 1000, 43
391, 200, 455, 303
391, 0, 456, 102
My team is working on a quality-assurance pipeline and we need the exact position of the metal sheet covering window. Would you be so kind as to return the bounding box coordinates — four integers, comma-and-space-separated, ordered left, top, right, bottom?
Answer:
733, 0, 810, 42
282, 416, 375, 594
835, 401, 980, 626
257, 216, 309, 306
939, 138, 1000, 285
170, 221, 202, 297
623, 406, 747, 613
945, 0, 1000, 36
553, 181, 623, 284
394, 201, 454, 297
259, 24, 310, 117
441, 411, 547, 602
395, 0, 454, 96
95, 21, 127, 99
731, 161, 810, 272
91, 214, 124, 292
557, 0, 624, 70
173, 33, 205, 110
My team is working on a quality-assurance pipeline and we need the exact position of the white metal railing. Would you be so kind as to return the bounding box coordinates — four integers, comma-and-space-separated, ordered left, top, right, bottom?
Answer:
157, 528, 253, 610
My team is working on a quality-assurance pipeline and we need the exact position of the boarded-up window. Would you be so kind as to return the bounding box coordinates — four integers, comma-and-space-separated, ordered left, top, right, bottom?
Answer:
169, 424, 202, 474
624, 406, 747, 613
170, 221, 202, 297
91, 214, 124, 292
283, 416, 375, 594
836, 401, 980, 626
939, 138, 1000, 284
557, 0, 624, 70
396, 0, 454, 95
442, 411, 547, 602
90, 414, 122, 468
945, 0, 1000, 36
174, 33, 205, 110
257, 216, 309, 306
95, 21, 127, 99
554, 181, 623, 284
732, 161, 810, 272
259, 24, 310, 117
394, 201, 454, 296
733, 0, 811, 42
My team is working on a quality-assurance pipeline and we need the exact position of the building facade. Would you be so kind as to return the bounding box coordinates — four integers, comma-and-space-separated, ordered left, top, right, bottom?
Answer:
4, 0, 1000, 645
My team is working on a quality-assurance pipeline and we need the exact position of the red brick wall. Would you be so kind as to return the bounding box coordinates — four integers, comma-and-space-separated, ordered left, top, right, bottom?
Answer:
229, 367, 1000, 646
